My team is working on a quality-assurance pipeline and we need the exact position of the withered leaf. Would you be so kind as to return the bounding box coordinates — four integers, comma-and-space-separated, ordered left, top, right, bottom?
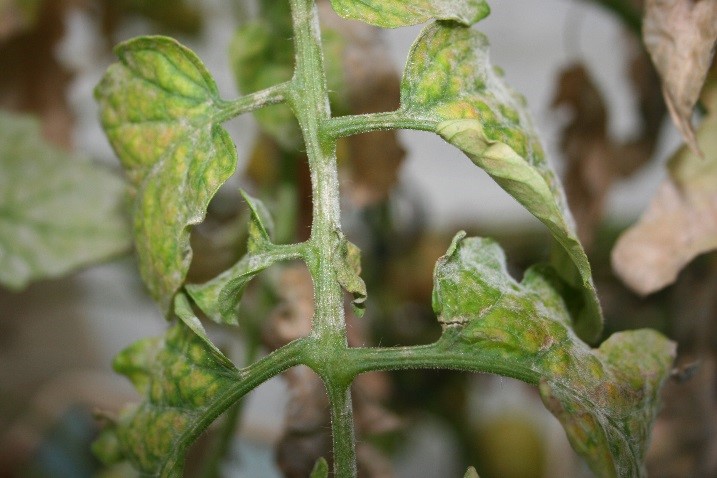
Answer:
612, 82, 717, 295
551, 57, 662, 248
643, 0, 717, 154
551, 63, 612, 248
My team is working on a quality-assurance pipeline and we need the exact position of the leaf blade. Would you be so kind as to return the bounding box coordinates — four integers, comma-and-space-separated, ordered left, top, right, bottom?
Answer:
185, 193, 283, 325
612, 82, 717, 294
0, 111, 131, 289
432, 235, 675, 477
328, 0, 490, 28
402, 23, 601, 341
95, 36, 238, 313
104, 318, 239, 477
643, 0, 717, 155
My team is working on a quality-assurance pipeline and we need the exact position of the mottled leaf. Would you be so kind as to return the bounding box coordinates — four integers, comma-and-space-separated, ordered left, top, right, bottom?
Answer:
99, 318, 239, 477
328, 0, 490, 28
432, 234, 675, 477
612, 81, 717, 295
643, 0, 717, 154
402, 23, 601, 342
95, 36, 238, 313
0, 111, 130, 290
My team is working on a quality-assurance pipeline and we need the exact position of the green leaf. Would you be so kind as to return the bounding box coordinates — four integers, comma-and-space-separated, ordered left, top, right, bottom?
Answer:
185, 193, 295, 325
309, 457, 329, 478
95, 36, 238, 313
185, 251, 278, 325
333, 233, 367, 317
432, 234, 675, 477
173, 293, 235, 369
402, 22, 601, 342
103, 317, 239, 477
0, 111, 130, 290
242, 190, 274, 252
328, 0, 490, 28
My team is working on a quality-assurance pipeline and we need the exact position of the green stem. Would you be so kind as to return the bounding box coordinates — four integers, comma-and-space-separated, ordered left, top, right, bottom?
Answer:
199, 322, 266, 478
325, 385, 357, 478
233, 338, 308, 396
323, 111, 438, 138
164, 338, 307, 477
344, 336, 540, 386
215, 82, 291, 124
287, 0, 357, 475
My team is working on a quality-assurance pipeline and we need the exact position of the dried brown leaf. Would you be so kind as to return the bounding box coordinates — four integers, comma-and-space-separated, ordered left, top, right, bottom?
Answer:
552, 50, 665, 247
643, 0, 717, 155
612, 82, 717, 295
552, 64, 612, 247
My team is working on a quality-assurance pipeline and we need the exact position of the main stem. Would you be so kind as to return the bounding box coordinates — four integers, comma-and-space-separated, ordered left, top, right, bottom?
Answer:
287, 0, 357, 475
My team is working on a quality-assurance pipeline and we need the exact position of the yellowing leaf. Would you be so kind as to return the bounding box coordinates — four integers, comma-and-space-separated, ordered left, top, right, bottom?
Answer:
402, 23, 602, 342
643, 0, 717, 154
95, 36, 238, 313
98, 316, 239, 476
432, 234, 675, 477
0, 111, 130, 290
612, 82, 717, 295
328, 0, 490, 28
